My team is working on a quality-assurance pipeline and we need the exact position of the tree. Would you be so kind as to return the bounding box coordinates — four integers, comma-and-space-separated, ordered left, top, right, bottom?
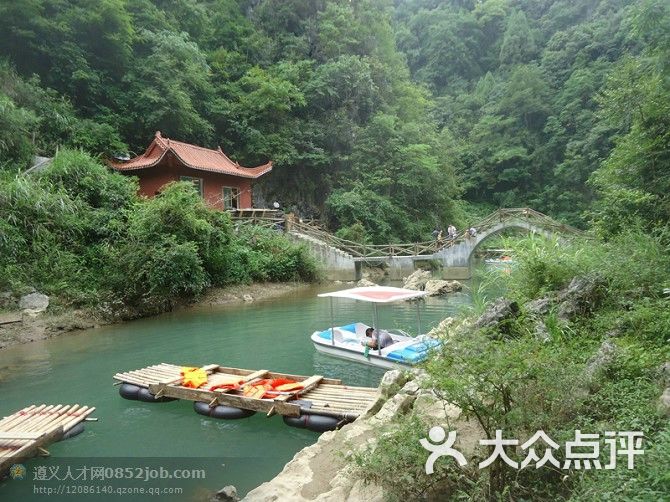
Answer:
120, 30, 214, 148
498, 10, 537, 66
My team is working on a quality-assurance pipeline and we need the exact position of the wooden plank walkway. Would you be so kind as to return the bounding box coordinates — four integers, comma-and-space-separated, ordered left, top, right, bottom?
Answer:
0, 404, 96, 475
113, 363, 379, 422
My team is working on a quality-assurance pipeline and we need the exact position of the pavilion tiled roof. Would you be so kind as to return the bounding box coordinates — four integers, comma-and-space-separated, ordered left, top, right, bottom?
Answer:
108, 131, 272, 179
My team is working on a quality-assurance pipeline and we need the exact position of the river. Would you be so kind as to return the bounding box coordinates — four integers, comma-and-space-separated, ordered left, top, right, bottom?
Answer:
0, 282, 472, 500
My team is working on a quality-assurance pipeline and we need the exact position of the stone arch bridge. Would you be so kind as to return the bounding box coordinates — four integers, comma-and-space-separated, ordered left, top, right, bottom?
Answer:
233, 208, 583, 281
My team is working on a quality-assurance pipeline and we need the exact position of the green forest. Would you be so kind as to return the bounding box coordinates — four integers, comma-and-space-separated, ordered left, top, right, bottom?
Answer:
2, 0, 667, 242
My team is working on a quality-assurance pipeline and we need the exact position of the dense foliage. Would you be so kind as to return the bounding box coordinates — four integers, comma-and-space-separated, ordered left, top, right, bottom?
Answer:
3, 0, 664, 240
352, 231, 670, 500
0, 150, 318, 316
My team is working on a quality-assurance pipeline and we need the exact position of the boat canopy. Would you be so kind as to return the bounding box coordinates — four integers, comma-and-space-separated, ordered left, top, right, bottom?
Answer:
318, 286, 428, 303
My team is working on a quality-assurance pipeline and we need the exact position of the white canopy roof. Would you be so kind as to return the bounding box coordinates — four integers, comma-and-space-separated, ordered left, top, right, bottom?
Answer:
318, 286, 428, 303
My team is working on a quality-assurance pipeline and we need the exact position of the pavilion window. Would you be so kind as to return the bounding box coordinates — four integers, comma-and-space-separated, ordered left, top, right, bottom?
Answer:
180, 176, 203, 197
223, 187, 240, 210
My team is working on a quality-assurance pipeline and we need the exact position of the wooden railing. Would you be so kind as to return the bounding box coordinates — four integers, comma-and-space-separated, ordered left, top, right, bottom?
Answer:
232, 207, 584, 260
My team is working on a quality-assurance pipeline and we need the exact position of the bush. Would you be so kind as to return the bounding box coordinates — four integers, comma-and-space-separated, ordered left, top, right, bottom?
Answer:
505, 229, 670, 302
570, 426, 670, 501
41, 149, 137, 211
0, 153, 320, 312
104, 236, 209, 311
351, 414, 481, 501
233, 225, 320, 283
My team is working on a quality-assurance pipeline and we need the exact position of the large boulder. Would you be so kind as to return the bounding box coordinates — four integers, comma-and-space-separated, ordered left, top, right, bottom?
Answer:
473, 298, 519, 331
19, 292, 49, 313
424, 279, 462, 296
556, 275, 604, 321
380, 370, 408, 398
403, 269, 432, 291
370, 392, 416, 424
526, 296, 553, 317
583, 340, 617, 388
0, 291, 16, 309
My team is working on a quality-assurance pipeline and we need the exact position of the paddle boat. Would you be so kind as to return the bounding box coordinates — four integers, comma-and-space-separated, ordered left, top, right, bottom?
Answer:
311, 286, 441, 369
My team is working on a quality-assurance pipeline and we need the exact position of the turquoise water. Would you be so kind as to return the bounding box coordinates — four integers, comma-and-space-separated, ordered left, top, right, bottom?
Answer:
0, 283, 470, 499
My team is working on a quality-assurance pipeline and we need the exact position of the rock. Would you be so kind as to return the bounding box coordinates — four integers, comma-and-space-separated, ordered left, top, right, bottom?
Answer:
583, 340, 617, 388
411, 368, 431, 387
347, 479, 385, 502
400, 380, 420, 395
356, 278, 377, 287
526, 297, 552, 316
19, 293, 49, 312
214, 485, 239, 502
242, 294, 253, 302
473, 298, 519, 331
658, 388, 670, 418
423, 279, 463, 296
534, 320, 550, 342
413, 392, 462, 421
370, 393, 416, 423
403, 269, 432, 290
556, 275, 604, 321
0, 291, 16, 309
22, 309, 43, 319
656, 362, 670, 387
426, 317, 455, 337
380, 370, 408, 398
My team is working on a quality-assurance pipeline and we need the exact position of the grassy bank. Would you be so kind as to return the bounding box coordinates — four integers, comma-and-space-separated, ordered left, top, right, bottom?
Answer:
351, 230, 670, 500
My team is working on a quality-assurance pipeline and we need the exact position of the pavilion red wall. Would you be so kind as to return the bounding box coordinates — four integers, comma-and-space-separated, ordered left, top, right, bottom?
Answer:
124, 155, 253, 210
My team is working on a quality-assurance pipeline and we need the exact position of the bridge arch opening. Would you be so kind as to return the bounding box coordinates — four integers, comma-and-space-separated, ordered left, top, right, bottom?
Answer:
467, 224, 544, 266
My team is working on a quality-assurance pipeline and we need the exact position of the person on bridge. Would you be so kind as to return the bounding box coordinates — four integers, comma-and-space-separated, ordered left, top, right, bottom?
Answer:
447, 224, 457, 240
468, 227, 477, 238
362, 327, 394, 350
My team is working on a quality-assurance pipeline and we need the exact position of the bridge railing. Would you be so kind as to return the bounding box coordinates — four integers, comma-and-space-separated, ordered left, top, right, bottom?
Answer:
290, 220, 440, 258
232, 207, 584, 261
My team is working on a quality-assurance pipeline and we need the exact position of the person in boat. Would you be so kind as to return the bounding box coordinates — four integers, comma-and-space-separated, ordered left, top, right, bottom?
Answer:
362, 327, 395, 350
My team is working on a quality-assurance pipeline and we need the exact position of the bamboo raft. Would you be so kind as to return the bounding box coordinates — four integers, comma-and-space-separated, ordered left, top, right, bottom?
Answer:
0, 404, 96, 475
113, 363, 379, 422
